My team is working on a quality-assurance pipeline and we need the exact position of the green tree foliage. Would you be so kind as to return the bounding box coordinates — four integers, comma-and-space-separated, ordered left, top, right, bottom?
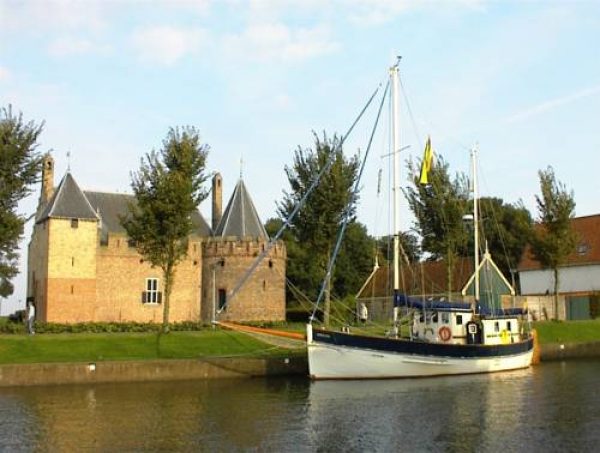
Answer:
530, 166, 577, 319
377, 231, 422, 265
405, 155, 469, 297
474, 197, 532, 286
122, 127, 209, 332
331, 222, 375, 297
0, 106, 44, 297
277, 132, 361, 323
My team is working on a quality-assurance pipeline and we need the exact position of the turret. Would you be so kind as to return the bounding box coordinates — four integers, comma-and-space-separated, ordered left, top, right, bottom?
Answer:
41, 154, 55, 205
212, 173, 223, 232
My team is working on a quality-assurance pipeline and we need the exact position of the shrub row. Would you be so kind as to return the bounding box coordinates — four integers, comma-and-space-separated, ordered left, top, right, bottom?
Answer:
0, 320, 212, 334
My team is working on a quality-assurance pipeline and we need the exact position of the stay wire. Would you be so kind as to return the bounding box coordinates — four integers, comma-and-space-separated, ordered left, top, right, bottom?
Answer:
218, 82, 384, 315
311, 80, 390, 321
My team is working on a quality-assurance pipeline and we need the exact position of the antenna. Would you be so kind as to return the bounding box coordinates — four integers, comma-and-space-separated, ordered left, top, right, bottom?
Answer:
66, 151, 71, 172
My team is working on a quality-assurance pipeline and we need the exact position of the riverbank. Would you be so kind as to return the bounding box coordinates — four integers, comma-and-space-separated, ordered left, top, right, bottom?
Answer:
1, 320, 599, 386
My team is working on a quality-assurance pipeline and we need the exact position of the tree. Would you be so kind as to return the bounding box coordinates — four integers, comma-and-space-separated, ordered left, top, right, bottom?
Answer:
0, 106, 44, 297
330, 222, 375, 298
475, 197, 532, 289
530, 166, 577, 319
377, 231, 422, 265
277, 132, 360, 326
405, 154, 470, 298
122, 127, 209, 332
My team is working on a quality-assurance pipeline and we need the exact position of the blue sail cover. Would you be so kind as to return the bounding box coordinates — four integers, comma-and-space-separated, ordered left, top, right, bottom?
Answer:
394, 293, 472, 312
478, 307, 528, 316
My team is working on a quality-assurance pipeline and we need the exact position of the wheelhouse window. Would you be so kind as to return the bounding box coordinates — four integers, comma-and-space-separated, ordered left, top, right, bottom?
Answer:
441, 312, 450, 324
494, 321, 500, 332
506, 321, 512, 332
144, 278, 160, 304
456, 315, 463, 326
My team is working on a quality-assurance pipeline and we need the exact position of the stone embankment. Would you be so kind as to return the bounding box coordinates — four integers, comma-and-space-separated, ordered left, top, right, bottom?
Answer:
2, 342, 599, 387
0, 356, 308, 387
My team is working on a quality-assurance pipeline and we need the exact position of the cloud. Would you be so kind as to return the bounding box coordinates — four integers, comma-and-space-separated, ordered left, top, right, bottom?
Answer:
505, 85, 600, 124
0, 66, 10, 81
345, 0, 486, 26
0, 0, 109, 32
131, 26, 209, 65
48, 36, 96, 57
222, 23, 339, 63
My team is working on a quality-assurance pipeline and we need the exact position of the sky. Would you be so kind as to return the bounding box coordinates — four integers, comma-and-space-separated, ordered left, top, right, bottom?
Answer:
1, 0, 599, 315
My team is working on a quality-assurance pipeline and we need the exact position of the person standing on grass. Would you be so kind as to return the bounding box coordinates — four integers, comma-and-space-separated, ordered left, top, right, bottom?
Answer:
359, 302, 368, 324
26, 301, 35, 335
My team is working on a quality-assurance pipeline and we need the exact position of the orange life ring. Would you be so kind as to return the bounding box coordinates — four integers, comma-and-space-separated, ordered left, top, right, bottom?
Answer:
438, 326, 452, 342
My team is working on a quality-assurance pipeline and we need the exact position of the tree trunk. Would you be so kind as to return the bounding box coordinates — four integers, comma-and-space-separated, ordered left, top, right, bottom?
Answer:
324, 271, 331, 328
553, 266, 560, 320
446, 249, 453, 302
162, 264, 174, 333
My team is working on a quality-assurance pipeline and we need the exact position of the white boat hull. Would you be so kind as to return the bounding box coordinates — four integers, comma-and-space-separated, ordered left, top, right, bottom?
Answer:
307, 325, 534, 380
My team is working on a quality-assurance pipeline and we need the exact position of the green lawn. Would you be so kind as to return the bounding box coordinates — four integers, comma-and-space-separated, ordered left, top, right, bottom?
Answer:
533, 319, 600, 344
1, 319, 598, 366
0, 329, 304, 365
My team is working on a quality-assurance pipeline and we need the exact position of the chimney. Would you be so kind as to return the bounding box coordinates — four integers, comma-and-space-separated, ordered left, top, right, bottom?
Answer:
41, 154, 54, 204
212, 173, 223, 231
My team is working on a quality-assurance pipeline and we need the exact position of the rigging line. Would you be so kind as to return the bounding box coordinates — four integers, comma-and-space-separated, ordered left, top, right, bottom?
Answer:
311, 80, 391, 322
398, 74, 423, 146
217, 83, 384, 315
477, 159, 515, 275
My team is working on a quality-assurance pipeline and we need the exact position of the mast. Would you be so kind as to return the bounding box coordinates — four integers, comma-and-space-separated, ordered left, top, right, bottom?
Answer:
390, 59, 401, 328
471, 147, 480, 304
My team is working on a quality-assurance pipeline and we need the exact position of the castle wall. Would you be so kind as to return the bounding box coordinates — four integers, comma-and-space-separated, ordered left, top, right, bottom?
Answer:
27, 221, 50, 320
94, 235, 202, 323
45, 218, 98, 322
201, 238, 286, 322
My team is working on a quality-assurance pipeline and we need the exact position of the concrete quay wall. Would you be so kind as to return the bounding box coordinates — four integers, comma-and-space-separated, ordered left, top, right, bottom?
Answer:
0, 356, 308, 387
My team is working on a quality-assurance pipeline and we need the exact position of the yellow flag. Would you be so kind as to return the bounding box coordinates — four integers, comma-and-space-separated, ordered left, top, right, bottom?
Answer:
419, 137, 434, 185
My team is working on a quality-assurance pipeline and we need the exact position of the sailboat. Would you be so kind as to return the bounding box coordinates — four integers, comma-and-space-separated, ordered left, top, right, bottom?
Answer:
306, 62, 534, 379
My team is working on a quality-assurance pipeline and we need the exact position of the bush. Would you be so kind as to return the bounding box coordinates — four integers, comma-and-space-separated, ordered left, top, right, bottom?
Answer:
0, 321, 212, 334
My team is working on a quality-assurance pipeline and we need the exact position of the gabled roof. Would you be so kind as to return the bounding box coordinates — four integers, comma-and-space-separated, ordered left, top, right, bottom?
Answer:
518, 214, 600, 271
36, 173, 98, 223
214, 179, 267, 239
85, 191, 212, 237
357, 257, 474, 299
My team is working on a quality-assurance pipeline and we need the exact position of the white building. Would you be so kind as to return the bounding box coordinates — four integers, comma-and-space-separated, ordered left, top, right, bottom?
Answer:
518, 214, 600, 320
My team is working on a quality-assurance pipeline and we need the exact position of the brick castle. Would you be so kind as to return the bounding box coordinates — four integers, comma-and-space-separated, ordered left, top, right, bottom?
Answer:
27, 155, 286, 324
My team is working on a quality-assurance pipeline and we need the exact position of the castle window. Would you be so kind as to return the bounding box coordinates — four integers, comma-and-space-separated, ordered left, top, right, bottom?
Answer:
71, 218, 79, 229
71, 257, 75, 267
218, 289, 227, 311
143, 278, 161, 304
71, 285, 74, 294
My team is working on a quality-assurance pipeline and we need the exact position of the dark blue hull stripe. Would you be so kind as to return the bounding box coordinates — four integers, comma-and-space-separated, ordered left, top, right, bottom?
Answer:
312, 330, 534, 358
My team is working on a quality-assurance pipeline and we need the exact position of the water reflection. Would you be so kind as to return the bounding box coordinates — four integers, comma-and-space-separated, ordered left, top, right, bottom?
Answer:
0, 360, 599, 452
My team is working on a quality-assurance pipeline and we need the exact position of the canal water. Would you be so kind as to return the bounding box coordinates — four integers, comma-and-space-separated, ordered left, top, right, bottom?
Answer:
1, 360, 599, 452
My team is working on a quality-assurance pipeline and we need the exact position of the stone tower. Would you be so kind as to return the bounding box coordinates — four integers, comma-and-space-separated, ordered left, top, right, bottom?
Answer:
41, 154, 55, 205
202, 177, 286, 322
212, 173, 223, 231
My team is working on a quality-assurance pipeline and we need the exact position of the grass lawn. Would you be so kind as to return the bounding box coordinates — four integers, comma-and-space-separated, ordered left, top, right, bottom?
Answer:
533, 319, 600, 344
0, 329, 305, 365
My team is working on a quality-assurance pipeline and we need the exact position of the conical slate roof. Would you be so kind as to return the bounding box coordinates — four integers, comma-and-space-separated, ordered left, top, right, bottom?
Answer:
214, 179, 267, 239
36, 173, 99, 223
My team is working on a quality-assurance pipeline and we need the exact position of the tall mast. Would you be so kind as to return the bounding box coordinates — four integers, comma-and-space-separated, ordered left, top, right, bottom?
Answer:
390, 59, 401, 327
471, 147, 480, 304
